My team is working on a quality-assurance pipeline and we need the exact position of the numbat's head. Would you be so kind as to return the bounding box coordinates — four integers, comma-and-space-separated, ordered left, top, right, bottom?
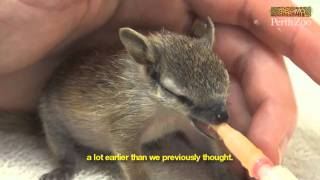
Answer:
119, 18, 229, 124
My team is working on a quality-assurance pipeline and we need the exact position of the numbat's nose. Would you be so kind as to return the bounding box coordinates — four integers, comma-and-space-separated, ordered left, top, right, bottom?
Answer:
190, 102, 229, 124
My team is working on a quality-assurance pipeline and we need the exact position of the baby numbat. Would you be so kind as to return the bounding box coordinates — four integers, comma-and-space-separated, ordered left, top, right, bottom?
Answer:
39, 17, 230, 180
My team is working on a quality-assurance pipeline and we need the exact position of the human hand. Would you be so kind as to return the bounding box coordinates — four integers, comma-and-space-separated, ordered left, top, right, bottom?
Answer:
190, 0, 319, 165
1, 0, 319, 168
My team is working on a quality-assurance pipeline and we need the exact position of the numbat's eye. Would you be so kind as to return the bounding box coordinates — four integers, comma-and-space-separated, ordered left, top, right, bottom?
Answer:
147, 69, 194, 107
160, 85, 194, 107
176, 95, 194, 107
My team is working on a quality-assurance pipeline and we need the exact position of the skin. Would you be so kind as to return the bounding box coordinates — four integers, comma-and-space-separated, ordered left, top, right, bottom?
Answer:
1, 0, 319, 168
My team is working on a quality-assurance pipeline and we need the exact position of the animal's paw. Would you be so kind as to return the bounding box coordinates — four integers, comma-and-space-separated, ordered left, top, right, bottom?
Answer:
39, 167, 74, 180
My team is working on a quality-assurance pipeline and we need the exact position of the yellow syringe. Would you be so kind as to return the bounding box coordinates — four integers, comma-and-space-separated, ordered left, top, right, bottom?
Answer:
209, 123, 298, 180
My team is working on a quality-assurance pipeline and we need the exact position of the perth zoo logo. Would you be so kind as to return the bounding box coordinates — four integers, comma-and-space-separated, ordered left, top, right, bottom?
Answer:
270, 7, 312, 26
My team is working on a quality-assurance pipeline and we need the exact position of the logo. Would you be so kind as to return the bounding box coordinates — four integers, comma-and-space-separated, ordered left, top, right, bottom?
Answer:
270, 6, 312, 26
271, 7, 311, 17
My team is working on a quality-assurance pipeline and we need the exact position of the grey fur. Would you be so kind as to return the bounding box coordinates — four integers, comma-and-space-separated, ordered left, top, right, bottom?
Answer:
39, 18, 230, 180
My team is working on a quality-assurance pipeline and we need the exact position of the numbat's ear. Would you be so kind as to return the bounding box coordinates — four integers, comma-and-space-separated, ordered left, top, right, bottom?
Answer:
119, 28, 155, 65
191, 17, 215, 49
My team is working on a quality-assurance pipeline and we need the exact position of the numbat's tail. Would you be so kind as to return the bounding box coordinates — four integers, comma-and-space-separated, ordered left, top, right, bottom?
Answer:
0, 111, 42, 134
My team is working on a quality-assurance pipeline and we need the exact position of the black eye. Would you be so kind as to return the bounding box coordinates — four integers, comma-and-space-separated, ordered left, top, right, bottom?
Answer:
161, 85, 194, 107
146, 67, 194, 107
176, 95, 194, 106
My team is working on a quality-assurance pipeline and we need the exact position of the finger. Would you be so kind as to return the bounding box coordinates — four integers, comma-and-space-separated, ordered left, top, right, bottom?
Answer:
227, 77, 251, 134
0, 0, 119, 74
213, 24, 297, 164
187, 0, 320, 83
